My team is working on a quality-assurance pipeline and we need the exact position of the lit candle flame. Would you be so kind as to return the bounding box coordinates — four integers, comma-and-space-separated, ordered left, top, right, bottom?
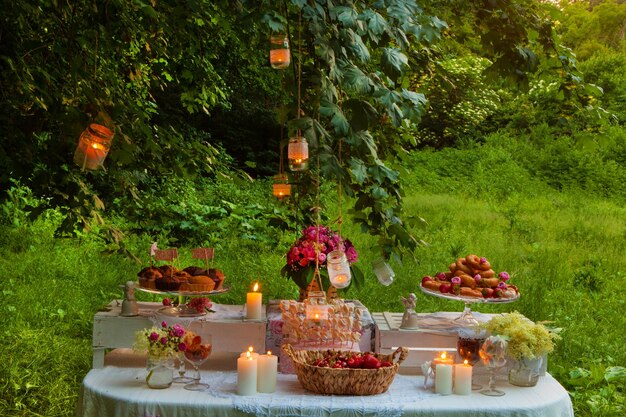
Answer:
464, 359, 469, 366
253, 282, 259, 292
246, 351, 251, 359
267, 350, 272, 355
441, 352, 447, 359
248, 346, 254, 353
314, 313, 319, 319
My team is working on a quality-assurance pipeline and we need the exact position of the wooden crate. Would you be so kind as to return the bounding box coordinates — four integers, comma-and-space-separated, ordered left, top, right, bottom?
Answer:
373, 312, 462, 374
92, 300, 266, 368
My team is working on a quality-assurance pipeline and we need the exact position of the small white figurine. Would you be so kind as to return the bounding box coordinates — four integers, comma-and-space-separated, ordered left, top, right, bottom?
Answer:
120, 281, 139, 317
400, 293, 419, 330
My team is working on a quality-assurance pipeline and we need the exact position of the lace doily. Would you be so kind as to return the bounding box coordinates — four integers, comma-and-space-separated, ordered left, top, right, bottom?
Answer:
200, 371, 436, 417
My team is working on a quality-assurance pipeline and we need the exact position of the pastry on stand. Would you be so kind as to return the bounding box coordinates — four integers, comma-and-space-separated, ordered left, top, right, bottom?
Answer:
419, 254, 519, 326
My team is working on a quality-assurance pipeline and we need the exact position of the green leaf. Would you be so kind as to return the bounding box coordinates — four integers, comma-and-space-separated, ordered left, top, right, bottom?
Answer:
342, 65, 373, 95
352, 130, 378, 159
350, 265, 365, 289
333, 6, 358, 29
344, 99, 378, 131
381, 48, 408, 80
349, 157, 368, 184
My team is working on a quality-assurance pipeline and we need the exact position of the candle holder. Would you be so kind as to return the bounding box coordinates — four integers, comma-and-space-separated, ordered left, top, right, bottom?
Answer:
287, 134, 309, 171
327, 250, 351, 289
457, 327, 487, 390
479, 336, 508, 397
73, 123, 114, 171
269, 34, 290, 69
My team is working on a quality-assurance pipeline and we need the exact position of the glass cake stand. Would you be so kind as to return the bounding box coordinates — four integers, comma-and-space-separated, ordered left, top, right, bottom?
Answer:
419, 286, 519, 326
136, 286, 229, 317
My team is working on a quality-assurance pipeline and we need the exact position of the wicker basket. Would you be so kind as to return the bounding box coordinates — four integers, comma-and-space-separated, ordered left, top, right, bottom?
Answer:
282, 344, 408, 395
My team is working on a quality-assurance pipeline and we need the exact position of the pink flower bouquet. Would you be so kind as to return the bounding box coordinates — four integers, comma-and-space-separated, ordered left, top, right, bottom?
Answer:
281, 225, 362, 290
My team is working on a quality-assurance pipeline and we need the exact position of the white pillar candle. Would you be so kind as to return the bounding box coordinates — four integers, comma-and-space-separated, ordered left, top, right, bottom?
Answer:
237, 352, 257, 396
454, 360, 472, 395
257, 351, 278, 393
246, 282, 262, 320
435, 364, 453, 395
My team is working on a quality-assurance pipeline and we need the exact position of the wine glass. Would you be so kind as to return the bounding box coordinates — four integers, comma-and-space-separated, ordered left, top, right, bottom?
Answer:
479, 335, 508, 397
457, 327, 487, 390
172, 352, 193, 384
183, 335, 212, 391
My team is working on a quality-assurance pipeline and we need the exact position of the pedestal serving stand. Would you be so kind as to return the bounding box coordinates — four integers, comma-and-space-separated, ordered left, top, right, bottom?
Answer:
136, 286, 229, 317
419, 286, 519, 326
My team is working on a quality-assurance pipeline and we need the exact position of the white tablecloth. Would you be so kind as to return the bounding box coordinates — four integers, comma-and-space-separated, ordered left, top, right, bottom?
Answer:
76, 366, 574, 417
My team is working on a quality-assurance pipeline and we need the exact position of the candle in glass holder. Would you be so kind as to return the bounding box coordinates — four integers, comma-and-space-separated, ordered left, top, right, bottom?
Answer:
257, 350, 278, 393
237, 351, 257, 396
246, 282, 262, 320
454, 360, 472, 395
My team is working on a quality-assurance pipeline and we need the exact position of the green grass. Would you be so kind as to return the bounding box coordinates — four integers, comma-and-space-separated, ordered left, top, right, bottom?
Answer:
0, 132, 625, 416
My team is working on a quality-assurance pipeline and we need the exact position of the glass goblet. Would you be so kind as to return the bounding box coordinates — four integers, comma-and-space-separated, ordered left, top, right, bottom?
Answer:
183, 337, 212, 391
479, 335, 508, 397
457, 328, 487, 390
172, 352, 193, 384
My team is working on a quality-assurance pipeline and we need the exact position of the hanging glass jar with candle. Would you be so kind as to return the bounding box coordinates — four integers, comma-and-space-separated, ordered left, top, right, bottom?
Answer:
327, 250, 351, 289
272, 173, 291, 198
73, 123, 114, 171
288, 134, 308, 171
269, 34, 290, 69
372, 257, 395, 286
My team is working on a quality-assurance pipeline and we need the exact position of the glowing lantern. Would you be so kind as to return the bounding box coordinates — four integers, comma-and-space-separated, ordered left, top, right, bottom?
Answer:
272, 173, 291, 198
269, 34, 290, 69
305, 290, 329, 321
287, 134, 308, 171
327, 250, 351, 289
73, 123, 114, 171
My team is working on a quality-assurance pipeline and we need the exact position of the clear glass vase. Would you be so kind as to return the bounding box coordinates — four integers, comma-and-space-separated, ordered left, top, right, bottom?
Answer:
146, 356, 175, 389
508, 356, 543, 387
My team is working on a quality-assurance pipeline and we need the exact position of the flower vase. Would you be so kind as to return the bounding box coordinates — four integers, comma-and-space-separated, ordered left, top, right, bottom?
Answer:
508, 356, 543, 387
146, 356, 175, 389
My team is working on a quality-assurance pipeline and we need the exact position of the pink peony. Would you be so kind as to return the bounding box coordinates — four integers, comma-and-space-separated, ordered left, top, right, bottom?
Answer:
160, 337, 168, 345
172, 324, 185, 338
149, 332, 159, 341
499, 272, 510, 281
497, 282, 507, 290
474, 274, 482, 283
178, 343, 187, 352
161, 321, 168, 328
451, 276, 461, 285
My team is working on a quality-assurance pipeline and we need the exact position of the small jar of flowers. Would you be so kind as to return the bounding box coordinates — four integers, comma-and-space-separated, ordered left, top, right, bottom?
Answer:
281, 225, 362, 300
134, 321, 188, 389
481, 312, 560, 387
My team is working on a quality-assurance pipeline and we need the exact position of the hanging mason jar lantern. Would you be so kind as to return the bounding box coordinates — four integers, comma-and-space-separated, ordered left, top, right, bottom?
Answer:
372, 257, 395, 286
327, 250, 351, 289
287, 134, 308, 171
272, 173, 291, 198
269, 34, 290, 69
73, 123, 114, 171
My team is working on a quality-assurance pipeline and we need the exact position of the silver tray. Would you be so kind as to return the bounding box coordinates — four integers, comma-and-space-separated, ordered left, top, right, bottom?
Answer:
135, 284, 229, 297
419, 285, 519, 304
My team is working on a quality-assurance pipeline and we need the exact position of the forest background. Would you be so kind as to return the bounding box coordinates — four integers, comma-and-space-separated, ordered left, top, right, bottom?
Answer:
0, 0, 624, 416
